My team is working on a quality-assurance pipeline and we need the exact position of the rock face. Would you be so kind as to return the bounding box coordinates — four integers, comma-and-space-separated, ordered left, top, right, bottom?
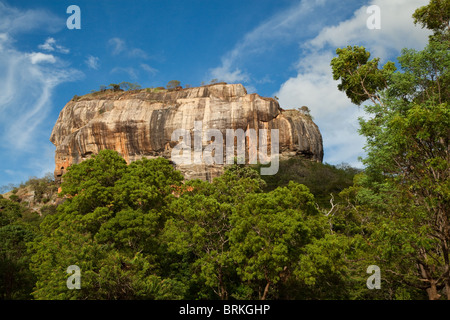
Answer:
50, 83, 323, 182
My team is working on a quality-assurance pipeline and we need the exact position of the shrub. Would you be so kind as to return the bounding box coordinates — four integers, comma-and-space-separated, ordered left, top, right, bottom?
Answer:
166, 80, 181, 90
109, 83, 121, 91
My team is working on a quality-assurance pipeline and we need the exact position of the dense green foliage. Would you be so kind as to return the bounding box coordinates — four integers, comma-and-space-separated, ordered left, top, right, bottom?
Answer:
0, 151, 366, 300
0, 198, 41, 299
331, 0, 449, 300
413, 0, 450, 42
14, 151, 364, 300
0, 149, 417, 300
331, 45, 396, 105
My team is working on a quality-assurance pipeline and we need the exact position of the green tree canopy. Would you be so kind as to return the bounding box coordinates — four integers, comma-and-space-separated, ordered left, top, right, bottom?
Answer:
330, 0, 450, 299
331, 45, 396, 105
0, 198, 38, 299
413, 0, 450, 42
29, 150, 186, 299
166, 80, 181, 90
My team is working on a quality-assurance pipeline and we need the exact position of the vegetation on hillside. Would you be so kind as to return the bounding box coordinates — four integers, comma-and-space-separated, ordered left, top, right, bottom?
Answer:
74, 78, 230, 101
0, 152, 362, 300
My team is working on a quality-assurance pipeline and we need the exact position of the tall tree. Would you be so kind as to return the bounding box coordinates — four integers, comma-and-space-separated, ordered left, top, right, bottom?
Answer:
166, 80, 181, 90
330, 0, 449, 299
0, 199, 37, 299
413, 0, 450, 42
29, 150, 186, 299
229, 181, 322, 300
161, 165, 266, 299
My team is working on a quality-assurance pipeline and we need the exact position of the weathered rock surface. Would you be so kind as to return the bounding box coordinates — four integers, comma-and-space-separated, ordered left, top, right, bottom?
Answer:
50, 83, 323, 181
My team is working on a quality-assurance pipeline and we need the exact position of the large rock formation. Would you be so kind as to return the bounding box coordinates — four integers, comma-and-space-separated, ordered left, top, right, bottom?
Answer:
50, 83, 323, 182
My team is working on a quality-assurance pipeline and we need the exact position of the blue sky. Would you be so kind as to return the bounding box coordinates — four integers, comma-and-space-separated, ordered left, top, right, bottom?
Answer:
0, 0, 431, 189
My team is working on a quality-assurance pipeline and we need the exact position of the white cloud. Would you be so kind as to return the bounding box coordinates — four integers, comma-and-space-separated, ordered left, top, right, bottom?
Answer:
0, 47, 81, 149
0, 2, 64, 34
308, 0, 431, 58
111, 66, 138, 79
210, 55, 250, 83
208, 0, 328, 83
0, 32, 8, 50
141, 63, 158, 75
255, 75, 273, 84
0, 2, 80, 185
38, 37, 70, 54
28, 52, 56, 64
38, 37, 56, 51
0, 37, 82, 162
111, 64, 158, 80
108, 38, 149, 59
129, 48, 148, 59
86, 55, 100, 70
109, 37, 125, 55
276, 52, 367, 167
275, 0, 431, 167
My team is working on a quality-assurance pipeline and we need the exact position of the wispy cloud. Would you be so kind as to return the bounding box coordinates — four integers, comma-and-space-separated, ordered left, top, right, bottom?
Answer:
110, 63, 158, 80
140, 63, 158, 75
0, 2, 64, 34
28, 52, 56, 64
85, 55, 100, 70
109, 37, 125, 55
129, 48, 149, 59
111, 66, 138, 80
38, 37, 70, 54
0, 43, 82, 149
209, 0, 328, 83
108, 37, 149, 59
307, 0, 430, 58
275, 0, 431, 167
210, 56, 249, 83
0, 2, 82, 181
